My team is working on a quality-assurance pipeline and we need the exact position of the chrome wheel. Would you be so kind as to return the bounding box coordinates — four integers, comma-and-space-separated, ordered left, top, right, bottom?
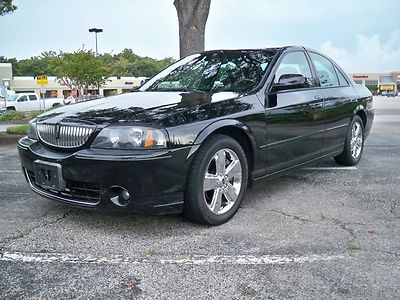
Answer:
203, 148, 242, 215
350, 121, 363, 159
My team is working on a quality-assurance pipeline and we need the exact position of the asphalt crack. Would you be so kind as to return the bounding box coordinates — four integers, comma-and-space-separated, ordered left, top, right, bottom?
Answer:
0, 209, 74, 252
270, 209, 310, 223
320, 215, 365, 243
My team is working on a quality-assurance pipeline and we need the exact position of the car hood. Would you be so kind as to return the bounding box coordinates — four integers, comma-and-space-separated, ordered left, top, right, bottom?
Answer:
36, 91, 244, 127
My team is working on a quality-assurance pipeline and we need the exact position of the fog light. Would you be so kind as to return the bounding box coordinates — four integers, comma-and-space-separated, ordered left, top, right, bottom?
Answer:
121, 189, 130, 201
110, 186, 131, 207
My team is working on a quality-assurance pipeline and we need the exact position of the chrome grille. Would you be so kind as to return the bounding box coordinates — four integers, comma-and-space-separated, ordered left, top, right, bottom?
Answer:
37, 123, 96, 148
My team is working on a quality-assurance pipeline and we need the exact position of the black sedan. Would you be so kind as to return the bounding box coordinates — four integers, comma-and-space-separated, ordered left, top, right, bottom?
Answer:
18, 46, 374, 225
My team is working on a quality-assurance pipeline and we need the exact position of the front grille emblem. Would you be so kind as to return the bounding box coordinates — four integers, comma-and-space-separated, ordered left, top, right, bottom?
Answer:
55, 123, 61, 139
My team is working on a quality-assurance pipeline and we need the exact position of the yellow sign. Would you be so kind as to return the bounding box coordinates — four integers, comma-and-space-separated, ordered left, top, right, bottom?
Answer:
379, 85, 394, 91
36, 75, 48, 85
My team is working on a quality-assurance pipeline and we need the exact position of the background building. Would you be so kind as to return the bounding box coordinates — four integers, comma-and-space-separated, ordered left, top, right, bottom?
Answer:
1, 62, 399, 97
348, 72, 400, 93
0, 63, 146, 98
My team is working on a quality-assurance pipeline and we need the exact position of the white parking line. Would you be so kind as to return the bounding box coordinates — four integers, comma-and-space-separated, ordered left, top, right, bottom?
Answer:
0, 251, 350, 265
303, 167, 358, 171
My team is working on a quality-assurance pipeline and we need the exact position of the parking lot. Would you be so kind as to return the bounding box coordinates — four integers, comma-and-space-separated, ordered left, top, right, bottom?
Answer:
0, 96, 399, 299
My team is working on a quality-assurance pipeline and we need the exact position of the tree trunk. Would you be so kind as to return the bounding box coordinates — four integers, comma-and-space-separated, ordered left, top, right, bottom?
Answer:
174, 0, 211, 59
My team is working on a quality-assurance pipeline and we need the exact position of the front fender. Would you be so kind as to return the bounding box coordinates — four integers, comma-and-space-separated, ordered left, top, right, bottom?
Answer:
187, 119, 257, 160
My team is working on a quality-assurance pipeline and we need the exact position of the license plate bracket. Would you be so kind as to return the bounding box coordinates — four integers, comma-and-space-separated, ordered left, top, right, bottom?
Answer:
33, 160, 66, 191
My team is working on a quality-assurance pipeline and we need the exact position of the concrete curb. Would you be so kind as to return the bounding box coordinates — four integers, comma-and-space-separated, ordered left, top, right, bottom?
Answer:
0, 134, 23, 146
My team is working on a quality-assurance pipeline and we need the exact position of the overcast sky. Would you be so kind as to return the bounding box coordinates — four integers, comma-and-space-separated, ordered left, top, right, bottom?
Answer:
0, 0, 399, 72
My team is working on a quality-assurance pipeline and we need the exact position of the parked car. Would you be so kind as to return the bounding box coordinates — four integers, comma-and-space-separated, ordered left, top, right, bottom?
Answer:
18, 46, 374, 225
0, 93, 63, 111
387, 91, 398, 97
63, 96, 76, 105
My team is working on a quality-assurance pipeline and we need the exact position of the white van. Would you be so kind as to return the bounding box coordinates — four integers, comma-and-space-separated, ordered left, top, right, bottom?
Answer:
0, 93, 63, 112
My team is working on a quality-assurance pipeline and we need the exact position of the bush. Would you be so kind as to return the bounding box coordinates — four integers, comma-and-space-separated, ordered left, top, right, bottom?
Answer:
0, 111, 26, 122
6, 124, 29, 135
27, 110, 42, 120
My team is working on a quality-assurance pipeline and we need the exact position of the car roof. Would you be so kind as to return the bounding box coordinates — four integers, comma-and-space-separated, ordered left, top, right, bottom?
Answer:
201, 46, 306, 54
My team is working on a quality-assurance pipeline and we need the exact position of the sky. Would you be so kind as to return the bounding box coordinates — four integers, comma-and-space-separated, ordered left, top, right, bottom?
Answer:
0, 0, 399, 72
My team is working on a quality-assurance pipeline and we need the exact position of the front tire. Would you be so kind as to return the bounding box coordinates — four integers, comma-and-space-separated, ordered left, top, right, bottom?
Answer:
184, 134, 248, 225
334, 115, 364, 166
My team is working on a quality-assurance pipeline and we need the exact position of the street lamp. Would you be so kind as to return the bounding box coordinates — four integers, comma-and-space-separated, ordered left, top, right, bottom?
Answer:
88, 28, 103, 57
89, 27, 103, 96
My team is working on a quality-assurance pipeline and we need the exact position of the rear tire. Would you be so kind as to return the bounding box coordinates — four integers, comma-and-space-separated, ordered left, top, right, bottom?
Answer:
184, 134, 248, 225
334, 115, 364, 166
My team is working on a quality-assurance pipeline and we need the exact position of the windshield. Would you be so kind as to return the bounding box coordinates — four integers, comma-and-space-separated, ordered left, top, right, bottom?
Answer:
6, 95, 18, 102
141, 50, 277, 93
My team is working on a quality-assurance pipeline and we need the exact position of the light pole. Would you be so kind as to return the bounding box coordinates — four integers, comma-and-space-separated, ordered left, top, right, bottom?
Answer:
89, 28, 103, 96
88, 28, 103, 57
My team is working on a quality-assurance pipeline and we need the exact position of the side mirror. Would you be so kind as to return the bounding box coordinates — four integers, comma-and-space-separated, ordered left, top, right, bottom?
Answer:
271, 74, 306, 92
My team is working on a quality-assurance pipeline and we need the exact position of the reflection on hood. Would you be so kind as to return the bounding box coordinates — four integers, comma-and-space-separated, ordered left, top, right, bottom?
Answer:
37, 91, 252, 128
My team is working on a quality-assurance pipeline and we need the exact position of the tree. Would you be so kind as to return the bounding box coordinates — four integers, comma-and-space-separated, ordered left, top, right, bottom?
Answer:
0, 0, 17, 16
174, 0, 211, 59
50, 49, 108, 97
1, 49, 174, 78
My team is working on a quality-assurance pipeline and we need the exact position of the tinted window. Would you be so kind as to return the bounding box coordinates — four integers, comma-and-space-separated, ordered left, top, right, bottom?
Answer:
274, 51, 315, 88
19, 95, 28, 102
29, 94, 38, 101
143, 50, 276, 93
334, 66, 349, 86
309, 53, 339, 87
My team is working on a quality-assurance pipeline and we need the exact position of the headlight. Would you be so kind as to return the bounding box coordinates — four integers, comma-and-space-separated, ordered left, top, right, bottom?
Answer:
91, 126, 168, 149
27, 118, 38, 140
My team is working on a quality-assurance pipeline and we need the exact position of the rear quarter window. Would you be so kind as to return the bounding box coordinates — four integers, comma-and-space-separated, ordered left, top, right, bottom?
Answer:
334, 66, 349, 86
29, 95, 38, 101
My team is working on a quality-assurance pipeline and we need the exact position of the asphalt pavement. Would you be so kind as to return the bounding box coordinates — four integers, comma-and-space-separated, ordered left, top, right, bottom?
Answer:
0, 96, 399, 299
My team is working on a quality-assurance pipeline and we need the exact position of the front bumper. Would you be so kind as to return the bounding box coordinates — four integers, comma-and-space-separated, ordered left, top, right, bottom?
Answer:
18, 137, 193, 214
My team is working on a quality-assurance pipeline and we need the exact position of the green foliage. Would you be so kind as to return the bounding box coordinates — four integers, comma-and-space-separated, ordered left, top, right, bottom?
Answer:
49, 49, 108, 95
27, 110, 42, 120
1, 49, 175, 78
0, 0, 17, 16
0, 51, 57, 76
6, 124, 28, 135
0, 111, 25, 122
366, 84, 378, 92
101, 48, 174, 77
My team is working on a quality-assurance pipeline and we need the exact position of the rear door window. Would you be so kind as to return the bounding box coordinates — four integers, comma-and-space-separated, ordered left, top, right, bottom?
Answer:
29, 94, 38, 101
309, 52, 339, 87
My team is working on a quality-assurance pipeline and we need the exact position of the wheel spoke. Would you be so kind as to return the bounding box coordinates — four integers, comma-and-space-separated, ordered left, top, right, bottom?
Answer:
215, 150, 226, 174
224, 183, 238, 203
203, 173, 220, 191
225, 159, 241, 179
355, 138, 363, 148
354, 124, 360, 137
210, 189, 223, 213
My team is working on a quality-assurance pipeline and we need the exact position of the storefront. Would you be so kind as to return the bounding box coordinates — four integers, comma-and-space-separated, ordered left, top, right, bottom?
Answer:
349, 72, 400, 94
